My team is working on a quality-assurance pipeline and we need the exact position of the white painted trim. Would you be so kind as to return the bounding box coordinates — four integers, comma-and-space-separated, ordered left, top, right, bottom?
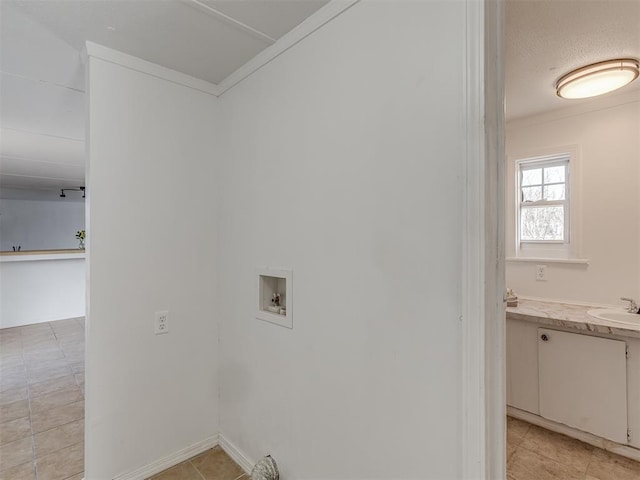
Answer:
185, 0, 276, 45
482, 1, 506, 479
111, 434, 220, 480
506, 257, 589, 264
84, 42, 221, 96
507, 407, 640, 462
462, 0, 487, 478
216, 0, 360, 95
218, 434, 254, 474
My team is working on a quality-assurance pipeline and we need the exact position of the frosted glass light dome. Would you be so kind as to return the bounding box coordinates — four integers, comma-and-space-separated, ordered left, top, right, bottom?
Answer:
556, 59, 639, 99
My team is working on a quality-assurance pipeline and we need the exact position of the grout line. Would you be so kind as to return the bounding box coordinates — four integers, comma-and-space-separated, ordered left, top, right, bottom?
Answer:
18, 324, 39, 479
189, 460, 207, 480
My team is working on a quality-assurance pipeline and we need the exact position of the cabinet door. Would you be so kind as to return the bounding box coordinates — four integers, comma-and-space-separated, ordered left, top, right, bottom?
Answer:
506, 319, 540, 414
538, 328, 627, 443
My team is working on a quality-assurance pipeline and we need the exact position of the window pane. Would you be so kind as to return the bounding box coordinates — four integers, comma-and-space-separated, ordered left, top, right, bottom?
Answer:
544, 165, 565, 184
522, 186, 542, 202
520, 205, 564, 241
522, 168, 542, 186
544, 184, 565, 201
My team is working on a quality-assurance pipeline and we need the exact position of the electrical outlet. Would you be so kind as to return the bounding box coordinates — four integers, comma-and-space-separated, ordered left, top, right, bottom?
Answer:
154, 311, 169, 335
535, 264, 548, 281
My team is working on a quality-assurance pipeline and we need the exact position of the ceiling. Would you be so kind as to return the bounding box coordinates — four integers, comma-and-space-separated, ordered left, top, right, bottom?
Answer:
0, 0, 329, 191
1, 0, 639, 191
505, 0, 640, 120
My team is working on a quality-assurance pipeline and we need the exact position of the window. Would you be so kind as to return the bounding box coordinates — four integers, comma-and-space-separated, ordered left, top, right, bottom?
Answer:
508, 147, 584, 263
517, 154, 570, 245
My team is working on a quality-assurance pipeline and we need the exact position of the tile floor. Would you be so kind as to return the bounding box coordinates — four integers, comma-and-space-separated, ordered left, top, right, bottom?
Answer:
3, 319, 640, 480
507, 416, 640, 480
0, 318, 85, 480
147, 446, 247, 480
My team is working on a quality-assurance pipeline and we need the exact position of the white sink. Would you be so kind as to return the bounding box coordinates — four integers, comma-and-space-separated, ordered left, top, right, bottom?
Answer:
587, 308, 640, 326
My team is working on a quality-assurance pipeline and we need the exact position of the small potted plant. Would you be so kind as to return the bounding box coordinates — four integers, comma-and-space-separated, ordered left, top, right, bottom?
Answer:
76, 229, 86, 249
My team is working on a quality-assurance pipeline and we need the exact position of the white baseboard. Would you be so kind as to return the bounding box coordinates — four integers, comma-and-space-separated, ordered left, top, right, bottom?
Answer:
112, 434, 220, 480
218, 434, 254, 474
507, 406, 640, 462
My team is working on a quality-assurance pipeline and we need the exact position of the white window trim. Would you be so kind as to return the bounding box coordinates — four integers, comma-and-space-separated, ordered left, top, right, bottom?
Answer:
510, 145, 584, 261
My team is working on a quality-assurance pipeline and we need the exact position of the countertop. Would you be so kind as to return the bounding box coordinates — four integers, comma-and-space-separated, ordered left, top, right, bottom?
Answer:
0, 249, 85, 262
506, 298, 640, 339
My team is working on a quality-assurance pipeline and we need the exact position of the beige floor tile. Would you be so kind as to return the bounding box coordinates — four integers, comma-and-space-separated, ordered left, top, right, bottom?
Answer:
56, 333, 84, 345
0, 355, 25, 369
74, 374, 84, 387
586, 448, 640, 480
23, 350, 65, 366
506, 443, 517, 464
25, 358, 69, 374
0, 416, 31, 446
35, 442, 83, 480
64, 474, 85, 480
191, 447, 245, 480
33, 418, 84, 458
27, 365, 73, 385
0, 386, 28, 406
506, 416, 530, 447
148, 461, 203, 480
0, 374, 27, 394
29, 387, 83, 416
0, 400, 29, 424
0, 365, 26, 379
0, 460, 36, 480
69, 362, 85, 374
31, 400, 84, 434
28, 375, 76, 399
0, 436, 33, 471
520, 425, 593, 473
508, 447, 584, 480
22, 342, 59, 354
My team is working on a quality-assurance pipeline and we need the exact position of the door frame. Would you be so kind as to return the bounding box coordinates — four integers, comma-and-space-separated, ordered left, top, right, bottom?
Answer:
462, 0, 506, 478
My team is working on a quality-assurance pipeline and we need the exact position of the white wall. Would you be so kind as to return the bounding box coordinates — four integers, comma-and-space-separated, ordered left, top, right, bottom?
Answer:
506, 93, 640, 306
0, 256, 85, 328
217, 1, 467, 477
86, 56, 219, 478
0, 189, 85, 251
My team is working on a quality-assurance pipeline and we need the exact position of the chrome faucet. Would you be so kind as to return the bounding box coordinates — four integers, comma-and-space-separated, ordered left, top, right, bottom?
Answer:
621, 297, 639, 314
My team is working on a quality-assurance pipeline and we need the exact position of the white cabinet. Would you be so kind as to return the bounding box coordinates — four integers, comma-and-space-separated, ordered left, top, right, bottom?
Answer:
507, 317, 640, 448
538, 328, 628, 444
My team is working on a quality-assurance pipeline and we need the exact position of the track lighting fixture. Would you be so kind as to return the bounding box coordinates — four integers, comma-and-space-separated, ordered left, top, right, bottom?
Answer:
60, 186, 86, 198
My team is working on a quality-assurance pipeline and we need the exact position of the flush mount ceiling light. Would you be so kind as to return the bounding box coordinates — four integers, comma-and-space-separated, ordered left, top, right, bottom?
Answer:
556, 58, 639, 99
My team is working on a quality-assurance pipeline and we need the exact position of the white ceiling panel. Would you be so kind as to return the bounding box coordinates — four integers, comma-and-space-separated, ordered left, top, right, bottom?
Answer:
1, 73, 85, 140
0, 156, 84, 181
200, 0, 330, 40
0, 3, 85, 90
506, 0, 640, 120
5, 0, 277, 85
0, 173, 83, 190
0, 129, 84, 166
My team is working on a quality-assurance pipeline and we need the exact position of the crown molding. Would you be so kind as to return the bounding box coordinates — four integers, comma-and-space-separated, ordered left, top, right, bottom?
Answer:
84, 41, 221, 96
216, 0, 360, 95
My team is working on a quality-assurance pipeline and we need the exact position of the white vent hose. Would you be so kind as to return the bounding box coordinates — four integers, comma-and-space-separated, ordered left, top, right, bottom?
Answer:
251, 455, 279, 480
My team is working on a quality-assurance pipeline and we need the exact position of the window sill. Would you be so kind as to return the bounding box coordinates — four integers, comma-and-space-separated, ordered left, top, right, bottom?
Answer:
506, 257, 589, 265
